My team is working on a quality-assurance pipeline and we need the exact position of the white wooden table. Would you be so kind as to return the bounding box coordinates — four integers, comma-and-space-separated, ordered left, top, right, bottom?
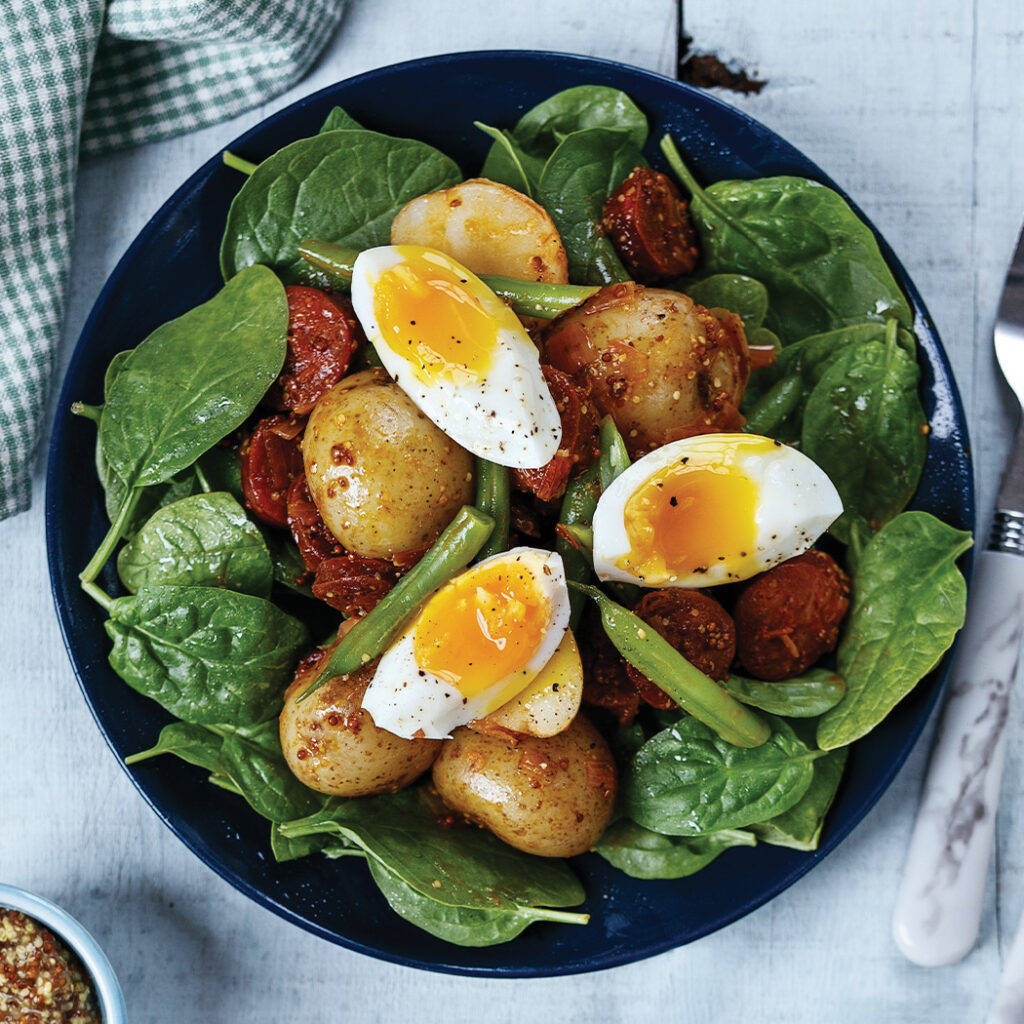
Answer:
2, 1, 1022, 1019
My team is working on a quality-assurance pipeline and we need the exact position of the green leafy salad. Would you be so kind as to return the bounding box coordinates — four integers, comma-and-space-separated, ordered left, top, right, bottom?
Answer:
71, 85, 971, 948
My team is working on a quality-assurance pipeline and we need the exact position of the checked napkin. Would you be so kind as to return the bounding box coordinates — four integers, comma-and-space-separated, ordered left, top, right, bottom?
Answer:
0, 0, 347, 520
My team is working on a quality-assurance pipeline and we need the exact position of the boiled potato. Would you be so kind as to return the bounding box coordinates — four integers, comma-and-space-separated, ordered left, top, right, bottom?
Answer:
432, 715, 617, 857
542, 284, 749, 457
391, 178, 569, 285
303, 368, 474, 558
280, 648, 442, 797
471, 629, 583, 739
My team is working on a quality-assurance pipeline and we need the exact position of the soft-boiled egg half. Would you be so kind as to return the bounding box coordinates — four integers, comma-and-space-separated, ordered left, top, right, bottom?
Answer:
361, 547, 570, 739
593, 433, 842, 589
350, 245, 561, 469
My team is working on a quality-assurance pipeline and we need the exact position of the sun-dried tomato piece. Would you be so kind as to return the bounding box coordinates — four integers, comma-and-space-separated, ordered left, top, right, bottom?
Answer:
511, 366, 600, 503
285, 473, 344, 572
240, 414, 305, 528
267, 287, 363, 415
601, 167, 700, 283
626, 590, 737, 709
312, 554, 401, 617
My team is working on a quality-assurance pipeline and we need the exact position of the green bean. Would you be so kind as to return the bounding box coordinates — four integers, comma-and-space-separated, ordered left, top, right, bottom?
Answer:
597, 416, 631, 491
299, 506, 494, 701
297, 239, 598, 319
474, 458, 510, 560
557, 464, 602, 631
744, 376, 802, 437
573, 582, 770, 748
222, 151, 257, 176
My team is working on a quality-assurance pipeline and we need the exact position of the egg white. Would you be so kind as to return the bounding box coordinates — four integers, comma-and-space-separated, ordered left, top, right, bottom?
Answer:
350, 246, 562, 469
592, 433, 843, 588
361, 547, 571, 739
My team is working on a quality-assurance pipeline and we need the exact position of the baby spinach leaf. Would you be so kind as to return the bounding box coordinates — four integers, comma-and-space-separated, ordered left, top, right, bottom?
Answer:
661, 136, 912, 343
722, 668, 846, 718
218, 723, 323, 823
595, 820, 756, 879
623, 715, 821, 835
801, 324, 927, 541
116, 492, 273, 597
750, 747, 847, 850
537, 128, 642, 285
263, 530, 314, 597
367, 859, 586, 946
685, 274, 769, 327
270, 827, 359, 863
513, 85, 648, 158
196, 446, 244, 502
100, 265, 288, 490
124, 721, 224, 772
105, 585, 309, 727
475, 122, 539, 197
818, 511, 971, 749
319, 106, 362, 133
281, 787, 585, 912
220, 128, 461, 283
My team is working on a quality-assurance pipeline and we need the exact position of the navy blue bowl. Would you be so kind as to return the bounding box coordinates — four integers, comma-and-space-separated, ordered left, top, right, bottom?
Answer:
46, 50, 974, 976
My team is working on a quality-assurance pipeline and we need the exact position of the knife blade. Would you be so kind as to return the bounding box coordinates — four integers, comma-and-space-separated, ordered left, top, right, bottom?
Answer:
893, 220, 1024, 966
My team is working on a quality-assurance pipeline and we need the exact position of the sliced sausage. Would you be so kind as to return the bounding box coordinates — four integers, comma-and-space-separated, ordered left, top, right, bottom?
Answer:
312, 554, 401, 618
286, 473, 344, 572
240, 414, 305, 528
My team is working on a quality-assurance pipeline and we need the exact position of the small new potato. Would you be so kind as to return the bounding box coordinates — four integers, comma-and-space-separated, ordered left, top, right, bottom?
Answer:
433, 715, 617, 857
391, 178, 569, 285
280, 649, 442, 797
543, 283, 749, 456
303, 368, 475, 558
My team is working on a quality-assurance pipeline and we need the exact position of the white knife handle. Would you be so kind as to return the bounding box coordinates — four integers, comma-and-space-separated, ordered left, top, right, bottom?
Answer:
893, 548, 1024, 967
987, 901, 1024, 1023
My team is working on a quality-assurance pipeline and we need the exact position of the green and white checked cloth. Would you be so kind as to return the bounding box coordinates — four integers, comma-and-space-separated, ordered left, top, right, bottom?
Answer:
0, 0, 347, 520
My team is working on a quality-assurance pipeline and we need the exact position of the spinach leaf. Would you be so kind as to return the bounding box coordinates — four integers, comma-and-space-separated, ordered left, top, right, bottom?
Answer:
281, 786, 585, 911
196, 446, 244, 502
270, 827, 359, 863
116, 492, 273, 597
513, 85, 648, 158
750, 747, 847, 850
218, 722, 323, 823
661, 136, 912, 342
685, 274, 769, 327
264, 530, 314, 597
367, 859, 586, 947
319, 107, 362, 133
105, 585, 309, 727
818, 512, 971, 749
722, 668, 845, 718
100, 265, 288, 490
220, 129, 461, 283
623, 715, 821, 835
801, 323, 927, 541
536, 128, 642, 284
596, 820, 756, 879
475, 122, 539, 197
124, 721, 224, 772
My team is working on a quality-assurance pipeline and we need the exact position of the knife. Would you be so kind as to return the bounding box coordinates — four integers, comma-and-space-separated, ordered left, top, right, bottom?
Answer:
893, 222, 1024, 967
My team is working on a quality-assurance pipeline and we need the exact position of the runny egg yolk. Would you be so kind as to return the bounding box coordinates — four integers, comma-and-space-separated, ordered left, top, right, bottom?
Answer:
372, 247, 498, 384
412, 560, 551, 701
618, 435, 777, 583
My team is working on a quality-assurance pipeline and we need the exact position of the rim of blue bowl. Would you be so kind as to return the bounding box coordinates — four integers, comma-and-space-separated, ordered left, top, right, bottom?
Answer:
0, 883, 127, 1021
45, 49, 975, 977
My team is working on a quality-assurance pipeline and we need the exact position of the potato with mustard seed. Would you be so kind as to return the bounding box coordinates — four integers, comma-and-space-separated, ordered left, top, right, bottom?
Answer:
280, 643, 442, 797
432, 715, 617, 858
303, 367, 475, 559
542, 283, 749, 457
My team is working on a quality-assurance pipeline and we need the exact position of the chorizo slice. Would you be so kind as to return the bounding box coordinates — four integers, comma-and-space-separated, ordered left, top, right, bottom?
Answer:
267, 286, 363, 415
601, 167, 700, 283
240, 413, 305, 528
286, 473, 345, 572
312, 554, 401, 618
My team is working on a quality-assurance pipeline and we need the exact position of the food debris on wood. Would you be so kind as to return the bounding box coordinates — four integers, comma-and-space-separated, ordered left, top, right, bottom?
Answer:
678, 35, 766, 95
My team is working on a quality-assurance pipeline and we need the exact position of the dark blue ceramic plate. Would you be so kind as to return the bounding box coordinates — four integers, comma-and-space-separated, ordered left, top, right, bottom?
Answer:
46, 51, 974, 977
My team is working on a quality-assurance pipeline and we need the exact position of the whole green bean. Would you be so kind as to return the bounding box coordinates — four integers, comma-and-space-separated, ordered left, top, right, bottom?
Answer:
573, 582, 770, 748
557, 464, 602, 631
297, 239, 598, 320
744, 376, 802, 437
298, 506, 494, 700
474, 458, 510, 561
